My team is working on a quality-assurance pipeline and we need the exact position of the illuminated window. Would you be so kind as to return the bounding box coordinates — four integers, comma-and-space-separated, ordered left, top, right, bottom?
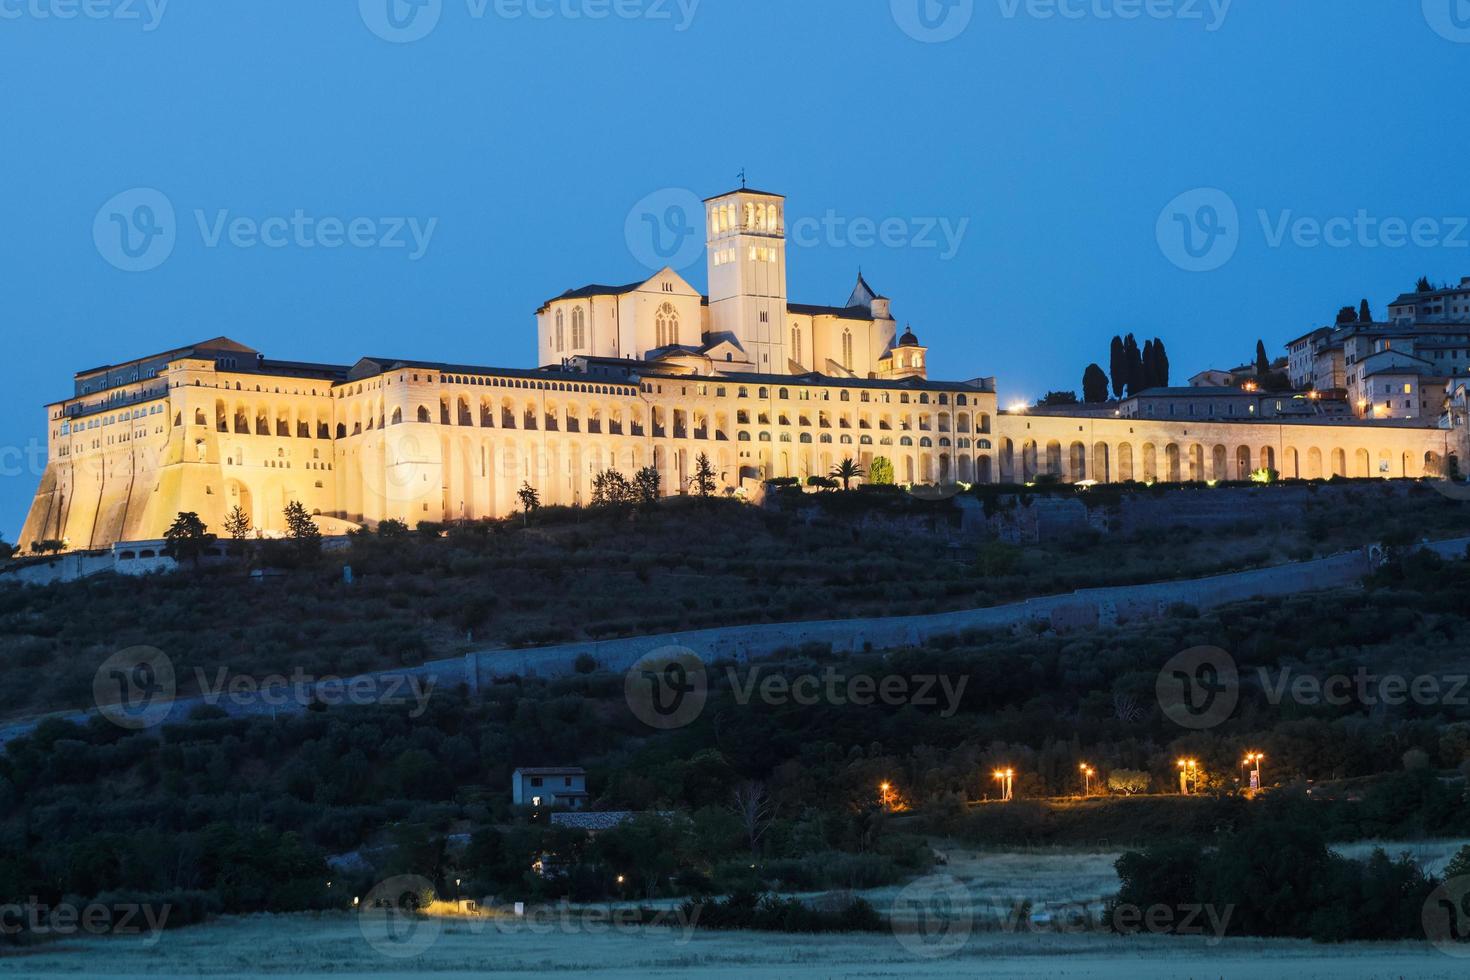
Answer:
656, 302, 679, 348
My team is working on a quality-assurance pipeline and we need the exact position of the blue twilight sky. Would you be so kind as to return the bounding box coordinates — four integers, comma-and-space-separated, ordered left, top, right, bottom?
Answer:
3, 0, 1470, 537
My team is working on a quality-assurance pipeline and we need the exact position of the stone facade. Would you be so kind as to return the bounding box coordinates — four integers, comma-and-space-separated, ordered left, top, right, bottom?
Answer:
15, 185, 1464, 554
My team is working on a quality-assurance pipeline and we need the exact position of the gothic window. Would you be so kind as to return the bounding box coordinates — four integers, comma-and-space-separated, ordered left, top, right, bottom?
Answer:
555, 309, 565, 353
571, 308, 586, 350
842, 330, 853, 372
656, 302, 679, 348
791, 325, 802, 364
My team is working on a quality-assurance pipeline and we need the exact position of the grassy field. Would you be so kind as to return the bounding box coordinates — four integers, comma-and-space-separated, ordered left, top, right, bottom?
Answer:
1, 911, 1463, 978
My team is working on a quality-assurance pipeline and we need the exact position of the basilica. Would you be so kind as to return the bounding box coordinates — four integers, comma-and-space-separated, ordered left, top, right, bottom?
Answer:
16, 186, 1459, 552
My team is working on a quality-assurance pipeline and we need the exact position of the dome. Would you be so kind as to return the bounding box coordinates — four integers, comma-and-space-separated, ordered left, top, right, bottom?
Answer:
898, 324, 920, 347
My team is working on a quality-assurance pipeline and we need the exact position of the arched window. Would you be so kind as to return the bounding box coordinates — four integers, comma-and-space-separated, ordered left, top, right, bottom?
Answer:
417, 405, 431, 423
656, 302, 679, 348
841, 329, 853, 371
791, 324, 802, 364
554, 309, 565, 353
391, 407, 403, 425
571, 307, 586, 350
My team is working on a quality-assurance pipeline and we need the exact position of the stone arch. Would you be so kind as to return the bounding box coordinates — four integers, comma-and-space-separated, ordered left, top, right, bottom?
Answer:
1306, 447, 1323, 479
1021, 440, 1038, 482
1260, 446, 1275, 474
1187, 444, 1204, 482
1068, 441, 1086, 482
1141, 443, 1158, 482
1332, 447, 1347, 478
1355, 448, 1370, 478
1117, 442, 1134, 482
1235, 445, 1251, 480
1165, 443, 1181, 483
1091, 441, 1110, 483
1283, 447, 1299, 479
1044, 440, 1062, 477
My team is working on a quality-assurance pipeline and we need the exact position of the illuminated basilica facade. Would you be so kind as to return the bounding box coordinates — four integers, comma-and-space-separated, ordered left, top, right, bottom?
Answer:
17, 186, 1459, 552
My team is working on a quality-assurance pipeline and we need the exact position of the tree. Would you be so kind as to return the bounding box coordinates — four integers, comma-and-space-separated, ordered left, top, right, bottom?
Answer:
1335, 305, 1358, 325
1416, 275, 1433, 293
516, 482, 541, 524
377, 518, 410, 538
633, 467, 662, 508
728, 781, 777, 857
829, 457, 864, 491
1122, 334, 1143, 396
1108, 335, 1126, 399
164, 512, 214, 568
592, 469, 632, 508
1142, 339, 1157, 390
29, 539, 63, 556
1152, 338, 1170, 387
692, 452, 717, 499
1107, 769, 1151, 796
223, 506, 252, 542
1358, 298, 1372, 324
1081, 364, 1109, 403
867, 456, 895, 485
1254, 339, 1271, 377
1035, 391, 1078, 408
0, 536, 12, 561
283, 501, 321, 559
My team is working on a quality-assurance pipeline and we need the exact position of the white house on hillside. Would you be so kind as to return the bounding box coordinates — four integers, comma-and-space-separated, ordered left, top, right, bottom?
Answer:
511, 767, 588, 809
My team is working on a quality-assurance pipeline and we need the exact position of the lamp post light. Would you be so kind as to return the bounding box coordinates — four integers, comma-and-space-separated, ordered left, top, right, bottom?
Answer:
992, 768, 1014, 802
455, 877, 462, 912
1177, 758, 1199, 795
1243, 752, 1264, 794
879, 781, 891, 810
1079, 763, 1095, 797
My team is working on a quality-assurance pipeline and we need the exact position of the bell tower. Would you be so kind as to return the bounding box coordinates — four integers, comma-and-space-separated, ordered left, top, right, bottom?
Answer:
705, 186, 787, 372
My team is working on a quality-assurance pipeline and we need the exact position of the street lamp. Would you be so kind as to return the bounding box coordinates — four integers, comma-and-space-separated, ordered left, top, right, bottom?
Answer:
992, 768, 1014, 802
1176, 758, 1200, 795
879, 781, 891, 810
1079, 763, 1095, 797
1242, 752, 1264, 793
455, 877, 461, 912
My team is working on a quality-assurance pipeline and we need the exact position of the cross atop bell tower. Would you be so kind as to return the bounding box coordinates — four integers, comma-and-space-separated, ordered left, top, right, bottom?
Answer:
705, 185, 787, 373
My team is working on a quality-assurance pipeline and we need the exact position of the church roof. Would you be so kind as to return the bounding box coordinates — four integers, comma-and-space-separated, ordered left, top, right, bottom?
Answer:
703, 188, 786, 201
537, 280, 646, 312
74, 336, 259, 378
787, 302, 876, 321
